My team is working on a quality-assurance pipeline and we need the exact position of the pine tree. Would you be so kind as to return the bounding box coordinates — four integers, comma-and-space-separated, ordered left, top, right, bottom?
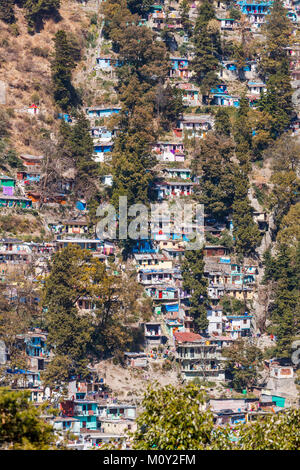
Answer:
43, 246, 94, 381
51, 30, 81, 111
234, 95, 252, 171
259, 0, 293, 138
71, 112, 98, 181
182, 249, 209, 332
180, 0, 193, 38
126, 0, 152, 16
214, 108, 231, 136
232, 169, 261, 257
258, 72, 293, 138
192, 0, 221, 95
266, 243, 300, 359
193, 133, 236, 221
260, 0, 292, 77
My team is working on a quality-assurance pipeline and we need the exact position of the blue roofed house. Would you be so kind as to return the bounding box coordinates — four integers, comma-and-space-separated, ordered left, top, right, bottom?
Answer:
95, 56, 122, 71
218, 60, 258, 81
247, 81, 267, 96
93, 142, 114, 162
86, 106, 121, 119
210, 84, 241, 107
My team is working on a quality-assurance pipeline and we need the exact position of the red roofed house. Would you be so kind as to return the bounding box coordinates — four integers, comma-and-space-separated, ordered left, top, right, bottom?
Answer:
27, 104, 40, 115
174, 332, 226, 382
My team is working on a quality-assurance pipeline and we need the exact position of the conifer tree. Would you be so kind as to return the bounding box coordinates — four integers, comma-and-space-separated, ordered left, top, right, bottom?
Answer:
127, 0, 152, 16
263, 243, 300, 359
180, 0, 193, 38
43, 246, 94, 381
193, 133, 236, 221
214, 108, 231, 136
192, 0, 221, 95
234, 95, 252, 171
232, 169, 261, 257
181, 249, 209, 332
71, 112, 98, 181
259, 0, 293, 137
51, 29, 81, 111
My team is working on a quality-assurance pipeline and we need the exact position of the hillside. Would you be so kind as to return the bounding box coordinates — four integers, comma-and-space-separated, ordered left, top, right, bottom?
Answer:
0, 0, 299, 451
0, 1, 93, 156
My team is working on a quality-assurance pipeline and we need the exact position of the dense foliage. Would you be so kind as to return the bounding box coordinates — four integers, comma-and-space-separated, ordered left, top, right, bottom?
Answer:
181, 249, 209, 332
0, 388, 57, 450
132, 383, 300, 450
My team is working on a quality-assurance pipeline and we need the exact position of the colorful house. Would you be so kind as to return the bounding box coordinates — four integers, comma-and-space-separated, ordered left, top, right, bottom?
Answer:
93, 142, 114, 162
174, 332, 226, 381
218, 60, 258, 81
96, 56, 122, 71
86, 106, 121, 119
63, 219, 89, 235
247, 81, 267, 95
152, 141, 185, 162
207, 305, 225, 336
155, 181, 195, 199
145, 285, 179, 301
161, 168, 191, 180
169, 57, 191, 79
57, 113, 72, 123
0, 196, 32, 208
137, 268, 180, 285
73, 400, 100, 430
237, 1, 272, 29
17, 170, 40, 183
218, 18, 237, 30
134, 253, 173, 270
0, 175, 15, 196
210, 85, 241, 107
26, 103, 40, 115
225, 313, 253, 339
26, 192, 66, 205
90, 126, 117, 141
53, 417, 81, 435
165, 318, 184, 337
175, 114, 214, 138
22, 331, 49, 371
177, 83, 200, 106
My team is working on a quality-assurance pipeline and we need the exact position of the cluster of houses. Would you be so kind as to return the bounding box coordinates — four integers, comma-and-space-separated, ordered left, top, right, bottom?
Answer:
1, 326, 294, 448
0, 0, 299, 449
133, 230, 261, 382
0, 331, 136, 449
